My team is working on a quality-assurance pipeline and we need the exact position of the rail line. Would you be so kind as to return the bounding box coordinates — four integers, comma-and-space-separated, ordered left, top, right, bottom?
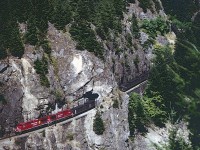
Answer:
125, 80, 148, 95
0, 109, 94, 143
0, 99, 95, 141
119, 71, 149, 92
0, 72, 149, 142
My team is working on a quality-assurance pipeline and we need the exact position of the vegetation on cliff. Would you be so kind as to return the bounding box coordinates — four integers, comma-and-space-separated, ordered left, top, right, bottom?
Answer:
141, 0, 200, 149
0, 0, 199, 149
93, 112, 105, 135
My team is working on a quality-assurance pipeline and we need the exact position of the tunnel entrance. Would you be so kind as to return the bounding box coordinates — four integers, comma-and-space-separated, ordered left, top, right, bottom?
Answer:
82, 90, 99, 101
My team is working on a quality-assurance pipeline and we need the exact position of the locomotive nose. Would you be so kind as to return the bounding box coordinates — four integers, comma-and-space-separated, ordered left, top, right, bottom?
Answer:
15, 127, 20, 132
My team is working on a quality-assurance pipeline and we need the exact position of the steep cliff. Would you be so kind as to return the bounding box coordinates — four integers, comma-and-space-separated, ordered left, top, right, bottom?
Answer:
0, 0, 190, 149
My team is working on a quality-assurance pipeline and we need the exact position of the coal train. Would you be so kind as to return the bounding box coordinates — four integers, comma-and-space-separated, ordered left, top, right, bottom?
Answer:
15, 98, 96, 133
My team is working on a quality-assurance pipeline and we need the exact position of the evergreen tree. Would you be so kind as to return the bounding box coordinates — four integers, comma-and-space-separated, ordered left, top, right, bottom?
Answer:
93, 113, 105, 135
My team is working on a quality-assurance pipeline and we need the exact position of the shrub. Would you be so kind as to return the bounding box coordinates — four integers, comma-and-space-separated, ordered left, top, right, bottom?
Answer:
70, 22, 104, 59
66, 133, 74, 141
34, 56, 50, 87
154, 129, 192, 150
50, 0, 72, 30
41, 41, 51, 55
128, 92, 166, 136
113, 100, 119, 108
131, 15, 140, 39
54, 90, 63, 102
0, 94, 7, 105
0, 47, 7, 59
34, 56, 48, 75
24, 17, 38, 46
127, 0, 136, 3
93, 113, 105, 135
143, 93, 166, 127
42, 130, 45, 137
39, 74, 50, 87
9, 38, 24, 58
134, 55, 140, 66
138, 0, 153, 13
141, 17, 169, 38
152, 0, 162, 12
128, 93, 148, 135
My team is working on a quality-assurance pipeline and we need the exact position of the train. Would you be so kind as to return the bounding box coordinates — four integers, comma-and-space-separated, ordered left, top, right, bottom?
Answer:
15, 98, 96, 133
119, 71, 149, 92
15, 109, 73, 133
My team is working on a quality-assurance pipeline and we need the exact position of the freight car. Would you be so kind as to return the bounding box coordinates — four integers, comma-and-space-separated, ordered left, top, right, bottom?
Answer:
15, 109, 73, 133
119, 71, 149, 92
14, 98, 96, 133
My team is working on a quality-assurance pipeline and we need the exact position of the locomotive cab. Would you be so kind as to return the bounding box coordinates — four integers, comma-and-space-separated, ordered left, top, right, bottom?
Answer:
15, 124, 23, 133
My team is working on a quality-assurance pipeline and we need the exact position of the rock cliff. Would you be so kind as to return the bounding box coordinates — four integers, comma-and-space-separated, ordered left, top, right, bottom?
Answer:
0, 0, 184, 150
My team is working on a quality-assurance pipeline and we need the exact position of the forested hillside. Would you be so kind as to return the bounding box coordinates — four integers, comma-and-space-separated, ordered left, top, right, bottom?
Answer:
0, 0, 128, 59
140, 0, 200, 149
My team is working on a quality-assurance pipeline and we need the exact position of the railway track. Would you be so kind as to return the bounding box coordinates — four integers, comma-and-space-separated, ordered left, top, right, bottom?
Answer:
0, 99, 96, 141
119, 71, 149, 92
0, 109, 93, 143
0, 72, 149, 142
125, 80, 148, 95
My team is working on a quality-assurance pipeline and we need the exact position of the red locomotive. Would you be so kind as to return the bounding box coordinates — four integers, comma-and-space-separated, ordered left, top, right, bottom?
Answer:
15, 109, 73, 133
14, 98, 96, 134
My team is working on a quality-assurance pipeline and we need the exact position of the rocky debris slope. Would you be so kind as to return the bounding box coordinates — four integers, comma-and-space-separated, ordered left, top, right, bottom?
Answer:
132, 121, 190, 150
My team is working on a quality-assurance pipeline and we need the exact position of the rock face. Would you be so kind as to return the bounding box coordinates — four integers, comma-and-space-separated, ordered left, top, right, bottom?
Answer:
0, 22, 131, 149
0, 1, 176, 150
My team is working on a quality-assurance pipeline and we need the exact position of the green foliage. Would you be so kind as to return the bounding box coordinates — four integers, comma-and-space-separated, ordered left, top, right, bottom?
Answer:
113, 100, 119, 108
34, 56, 50, 87
39, 74, 50, 87
41, 41, 51, 55
171, 18, 192, 32
53, 90, 63, 102
168, 130, 192, 150
34, 57, 48, 75
66, 133, 74, 141
134, 55, 139, 66
70, 22, 104, 59
161, 0, 198, 21
128, 93, 148, 135
0, 94, 7, 105
93, 112, 105, 135
24, 17, 38, 45
0, 8, 24, 59
50, 0, 72, 30
0, 0, 128, 59
0, 47, 7, 59
143, 92, 166, 126
131, 15, 140, 39
155, 129, 192, 150
138, 0, 153, 13
147, 1, 200, 148
141, 17, 169, 38
152, 0, 162, 12
127, 0, 136, 3
129, 92, 166, 136
147, 30, 200, 149
174, 40, 200, 94
192, 12, 200, 48
147, 45, 186, 115
93, 0, 127, 36
188, 99, 200, 149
